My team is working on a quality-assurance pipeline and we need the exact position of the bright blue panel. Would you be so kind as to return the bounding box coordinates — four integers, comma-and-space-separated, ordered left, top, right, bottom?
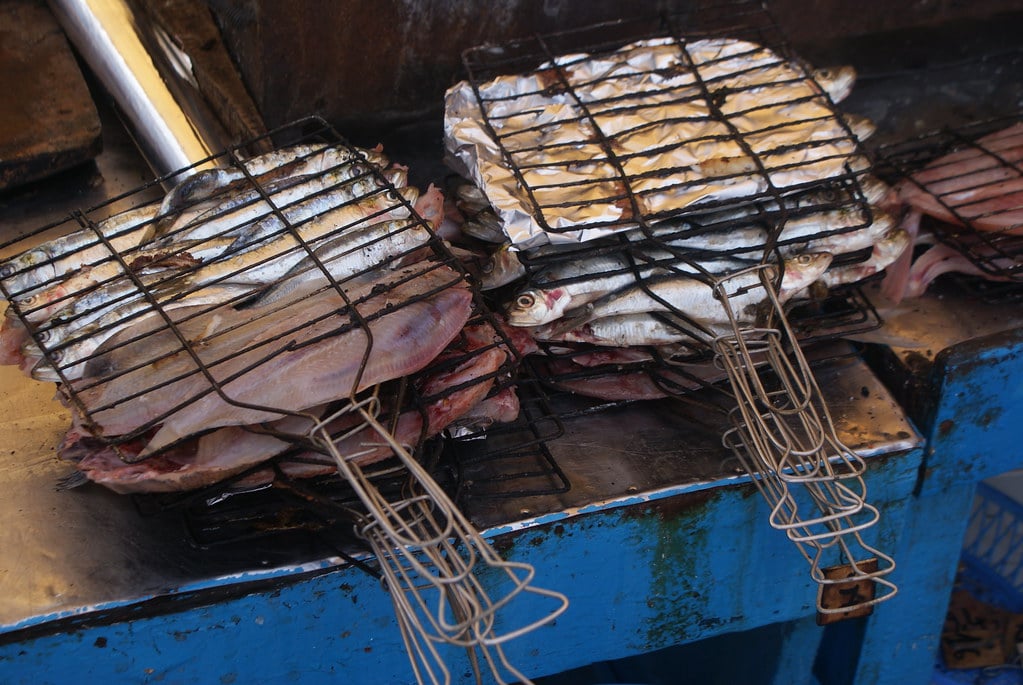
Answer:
0, 446, 921, 685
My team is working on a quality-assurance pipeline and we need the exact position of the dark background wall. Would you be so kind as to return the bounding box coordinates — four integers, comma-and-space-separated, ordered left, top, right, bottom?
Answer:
203, 0, 1023, 141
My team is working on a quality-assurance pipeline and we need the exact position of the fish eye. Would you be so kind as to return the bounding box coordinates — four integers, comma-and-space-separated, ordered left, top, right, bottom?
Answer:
481, 260, 495, 274
515, 293, 535, 309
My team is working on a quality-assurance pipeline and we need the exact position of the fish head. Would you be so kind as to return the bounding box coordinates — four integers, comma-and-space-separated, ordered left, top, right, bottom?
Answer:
2, 250, 55, 295
843, 113, 877, 142
505, 287, 570, 326
811, 65, 857, 102
779, 252, 834, 299
873, 228, 912, 263
480, 246, 526, 290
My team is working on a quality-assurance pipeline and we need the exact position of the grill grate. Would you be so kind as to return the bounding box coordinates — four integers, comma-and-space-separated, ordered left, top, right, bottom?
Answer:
452, 2, 873, 249
874, 112, 1023, 290
1, 116, 574, 684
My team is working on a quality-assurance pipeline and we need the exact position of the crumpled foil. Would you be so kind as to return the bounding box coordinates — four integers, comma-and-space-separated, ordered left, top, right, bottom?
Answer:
444, 37, 862, 250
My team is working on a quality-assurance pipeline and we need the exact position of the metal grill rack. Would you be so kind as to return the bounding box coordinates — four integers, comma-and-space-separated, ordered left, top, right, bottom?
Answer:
445, 374, 570, 502
874, 112, 1022, 264
449, 3, 898, 613
0, 116, 569, 685
453, 6, 871, 243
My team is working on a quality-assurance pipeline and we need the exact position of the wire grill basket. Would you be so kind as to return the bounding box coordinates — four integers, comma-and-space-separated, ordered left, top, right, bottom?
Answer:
449, 2, 897, 615
874, 111, 1023, 297
0, 115, 569, 685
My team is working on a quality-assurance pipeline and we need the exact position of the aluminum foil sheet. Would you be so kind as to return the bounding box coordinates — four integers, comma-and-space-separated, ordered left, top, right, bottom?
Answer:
444, 37, 864, 250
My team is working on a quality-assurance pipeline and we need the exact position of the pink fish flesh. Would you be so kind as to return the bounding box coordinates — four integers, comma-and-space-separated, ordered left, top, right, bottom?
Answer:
66, 320, 512, 493
903, 242, 1020, 299
897, 122, 1023, 233
71, 264, 472, 455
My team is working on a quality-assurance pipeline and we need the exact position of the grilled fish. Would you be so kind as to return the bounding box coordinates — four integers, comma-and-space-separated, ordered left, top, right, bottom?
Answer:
72, 264, 473, 455
505, 251, 752, 326
550, 252, 833, 335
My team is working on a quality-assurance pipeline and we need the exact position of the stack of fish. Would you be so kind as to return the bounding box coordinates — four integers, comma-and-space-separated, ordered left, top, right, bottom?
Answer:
0, 143, 524, 493
442, 35, 913, 401
448, 179, 910, 401
880, 120, 1023, 302
446, 36, 872, 248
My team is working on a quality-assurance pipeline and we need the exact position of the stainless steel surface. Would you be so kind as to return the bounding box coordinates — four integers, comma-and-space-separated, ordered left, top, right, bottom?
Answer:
859, 281, 1023, 367
47, 0, 232, 178
461, 343, 921, 531
0, 334, 917, 631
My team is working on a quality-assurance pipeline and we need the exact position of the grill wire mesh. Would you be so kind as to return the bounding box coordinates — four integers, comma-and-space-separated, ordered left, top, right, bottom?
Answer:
874, 111, 1023, 301
453, 0, 898, 616
0, 116, 573, 685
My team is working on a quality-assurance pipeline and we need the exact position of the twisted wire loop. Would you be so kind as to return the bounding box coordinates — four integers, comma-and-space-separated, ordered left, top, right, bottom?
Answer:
711, 264, 897, 613
307, 396, 569, 685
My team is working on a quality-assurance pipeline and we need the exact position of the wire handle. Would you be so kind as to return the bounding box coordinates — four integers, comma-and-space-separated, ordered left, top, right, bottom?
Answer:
711, 264, 897, 615
312, 396, 569, 685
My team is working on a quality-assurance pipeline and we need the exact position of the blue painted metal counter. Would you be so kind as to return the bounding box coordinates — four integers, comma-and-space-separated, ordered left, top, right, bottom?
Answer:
0, 342, 926, 684
830, 286, 1023, 685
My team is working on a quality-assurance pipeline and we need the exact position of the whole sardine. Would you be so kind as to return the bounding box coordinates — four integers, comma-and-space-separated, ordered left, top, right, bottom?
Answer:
169, 186, 418, 291
244, 216, 434, 308
816, 227, 911, 288
506, 250, 751, 326
550, 252, 833, 335
1, 203, 160, 297
16, 236, 236, 325
479, 243, 527, 290
33, 282, 258, 382
530, 311, 731, 348
153, 157, 395, 247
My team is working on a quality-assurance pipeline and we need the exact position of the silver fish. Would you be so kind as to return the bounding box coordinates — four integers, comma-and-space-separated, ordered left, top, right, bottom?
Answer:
33, 282, 258, 382
811, 65, 857, 103
531, 311, 730, 348
16, 236, 236, 325
1, 203, 160, 297
550, 252, 833, 335
152, 148, 396, 247
171, 186, 418, 291
506, 251, 751, 326
461, 210, 507, 244
480, 243, 526, 290
245, 217, 434, 308
632, 204, 892, 258
818, 227, 911, 289
223, 165, 409, 250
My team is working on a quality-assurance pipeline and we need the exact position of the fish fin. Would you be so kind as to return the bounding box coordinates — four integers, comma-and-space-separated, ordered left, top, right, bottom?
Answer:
56, 470, 91, 490
879, 208, 921, 304
545, 304, 596, 338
